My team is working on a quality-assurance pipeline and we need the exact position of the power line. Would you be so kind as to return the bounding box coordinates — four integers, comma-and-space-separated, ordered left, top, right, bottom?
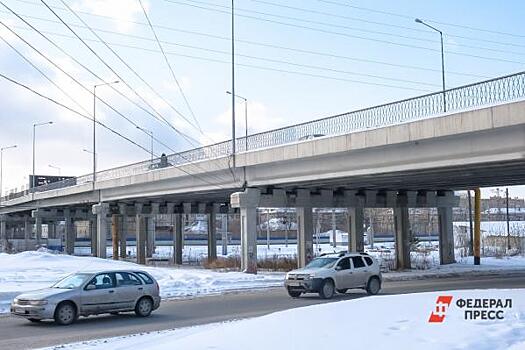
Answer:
161, 0, 525, 66
316, 0, 525, 40
0, 1, 202, 151
137, 0, 202, 133
0, 7, 495, 79
39, 0, 202, 149
0, 72, 153, 155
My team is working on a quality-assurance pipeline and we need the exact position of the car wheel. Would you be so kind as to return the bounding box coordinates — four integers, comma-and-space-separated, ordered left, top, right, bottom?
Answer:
28, 318, 41, 323
54, 302, 77, 325
319, 279, 335, 299
287, 288, 302, 298
336, 288, 348, 294
366, 277, 381, 295
135, 297, 153, 317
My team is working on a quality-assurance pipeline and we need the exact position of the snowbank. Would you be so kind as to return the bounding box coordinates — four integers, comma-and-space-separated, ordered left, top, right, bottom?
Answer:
0, 251, 284, 314
40, 289, 525, 350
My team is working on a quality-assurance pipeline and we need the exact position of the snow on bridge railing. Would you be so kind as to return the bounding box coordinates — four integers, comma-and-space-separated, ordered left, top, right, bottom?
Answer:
3, 70, 525, 201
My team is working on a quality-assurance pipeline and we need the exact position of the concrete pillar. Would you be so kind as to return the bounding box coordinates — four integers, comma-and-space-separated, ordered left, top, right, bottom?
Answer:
24, 217, 32, 250
146, 217, 155, 258
207, 204, 218, 263
297, 206, 314, 268
438, 207, 455, 265
394, 207, 411, 270
135, 203, 146, 265
0, 216, 6, 242
64, 210, 75, 255
48, 222, 56, 239
35, 217, 42, 246
241, 206, 258, 273
111, 214, 120, 260
118, 204, 127, 259
221, 213, 228, 256
92, 203, 110, 259
347, 207, 364, 252
173, 214, 183, 265
89, 218, 97, 256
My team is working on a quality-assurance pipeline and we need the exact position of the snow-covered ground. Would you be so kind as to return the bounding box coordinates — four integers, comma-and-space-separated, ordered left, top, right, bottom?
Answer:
0, 251, 284, 314
40, 289, 525, 350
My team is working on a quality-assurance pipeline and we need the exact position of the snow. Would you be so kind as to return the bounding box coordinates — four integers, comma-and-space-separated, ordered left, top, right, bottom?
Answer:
39, 289, 525, 350
0, 251, 284, 314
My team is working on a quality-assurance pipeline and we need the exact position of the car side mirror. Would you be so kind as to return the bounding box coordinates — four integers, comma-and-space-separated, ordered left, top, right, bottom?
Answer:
85, 284, 96, 291
335, 266, 342, 271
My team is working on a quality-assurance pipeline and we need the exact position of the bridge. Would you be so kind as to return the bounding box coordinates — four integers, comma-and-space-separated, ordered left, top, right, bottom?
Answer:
1, 71, 524, 272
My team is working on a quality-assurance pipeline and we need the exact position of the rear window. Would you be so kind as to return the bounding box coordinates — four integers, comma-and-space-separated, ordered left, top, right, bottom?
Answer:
364, 257, 373, 266
135, 272, 154, 284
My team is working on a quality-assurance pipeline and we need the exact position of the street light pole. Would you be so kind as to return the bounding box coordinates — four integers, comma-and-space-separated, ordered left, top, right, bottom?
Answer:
231, 0, 236, 169
136, 126, 154, 162
415, 18, 446, 112
93, 80, 119, 185
0, 145, 17, 204
226, 91, 248, 151
32, 121, 53, 191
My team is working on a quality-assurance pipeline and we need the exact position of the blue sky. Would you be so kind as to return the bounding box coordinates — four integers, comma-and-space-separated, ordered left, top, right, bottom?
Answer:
0, 0, 524, 198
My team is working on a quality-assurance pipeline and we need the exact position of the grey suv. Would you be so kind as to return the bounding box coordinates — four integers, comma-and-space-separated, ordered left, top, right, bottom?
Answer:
284, 252, 382, 299
11, 270, 161, 325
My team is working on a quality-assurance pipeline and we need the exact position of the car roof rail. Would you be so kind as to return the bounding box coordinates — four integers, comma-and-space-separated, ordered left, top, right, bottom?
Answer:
338, 251, 348, 257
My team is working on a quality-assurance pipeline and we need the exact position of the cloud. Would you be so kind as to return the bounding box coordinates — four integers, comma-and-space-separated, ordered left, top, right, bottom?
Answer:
72, 0, 149, 33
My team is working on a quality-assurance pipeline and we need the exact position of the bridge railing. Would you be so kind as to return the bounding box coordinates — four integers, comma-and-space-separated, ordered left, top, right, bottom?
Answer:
2, 70, 524, 202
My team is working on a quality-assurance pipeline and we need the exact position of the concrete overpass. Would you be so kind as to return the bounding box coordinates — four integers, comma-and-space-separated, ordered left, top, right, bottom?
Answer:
1, 71, 524, 272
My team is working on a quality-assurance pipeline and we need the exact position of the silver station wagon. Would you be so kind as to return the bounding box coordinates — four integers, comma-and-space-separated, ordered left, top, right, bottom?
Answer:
11, 270, 161, 325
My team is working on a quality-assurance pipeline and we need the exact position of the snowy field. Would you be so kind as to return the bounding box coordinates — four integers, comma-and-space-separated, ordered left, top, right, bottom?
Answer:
40, 289, 525, 350
0, 251, 284, 314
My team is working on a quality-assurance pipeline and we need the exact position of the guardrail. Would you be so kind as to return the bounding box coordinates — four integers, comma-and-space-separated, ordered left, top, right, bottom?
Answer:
2, 70, 525, 202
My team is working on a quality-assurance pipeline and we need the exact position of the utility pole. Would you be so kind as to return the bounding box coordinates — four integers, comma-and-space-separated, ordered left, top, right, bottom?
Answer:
0, 145, 17, 205
506, 188, 510, 251
231, 0, 236, 169
467, 190, 474, 256
32, 121, 53, 193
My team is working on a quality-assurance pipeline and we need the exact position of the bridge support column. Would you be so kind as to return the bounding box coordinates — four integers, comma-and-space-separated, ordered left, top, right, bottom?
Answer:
135, 203, 146, 265
64, 210, 75, 255
173, 214, 183, 265
89, 218, 96, 256
297, 206, 314, 268
221, 214, 228, 256
111, 214, 120, 260
35, 217, 42, 246
394, 207, 411, 270
0, 216, 6, 242
438, 206, 455, 265
118, 204, 127, 258
92, 203, 110, 259
347, 207, 364, 252
231, 188, 260, 274
48, 222, 56, 239
146, 217, 155, 258
207, 204, 219, 263
24, 217, 32, 250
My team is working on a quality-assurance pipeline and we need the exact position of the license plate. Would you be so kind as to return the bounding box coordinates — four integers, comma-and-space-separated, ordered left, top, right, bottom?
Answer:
14, 307, 24, 313
288, 282, 301, 287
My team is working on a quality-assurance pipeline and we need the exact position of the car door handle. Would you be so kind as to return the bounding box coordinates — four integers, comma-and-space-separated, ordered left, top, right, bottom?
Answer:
138, 287, 143, 291
108, 290, 115, 293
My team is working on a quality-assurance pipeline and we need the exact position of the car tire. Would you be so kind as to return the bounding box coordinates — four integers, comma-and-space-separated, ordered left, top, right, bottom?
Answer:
336, 288, 348, 294
28, 318, 41, 323
319, 279, 335, 299
54, 302, 77, 325
287, 288, 302, 298
366, 277, 381, 295
135, 297, 153, 317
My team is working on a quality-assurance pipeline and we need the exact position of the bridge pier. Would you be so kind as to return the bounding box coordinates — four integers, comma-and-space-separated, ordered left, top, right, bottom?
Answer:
64, 209, 75, 255
173, 213, 183, 265
438, 206, 455, 265
0, 216, 6, 244
207, 203, 219, 263
35, 217, 42, 246
118, 204, 128, 258
92, 203, 110, 259
347, 207, 364, 253
394, 207, 411, 270
24, 217, 32, 250
135, 203, 146, 265
232, 188, 260, 274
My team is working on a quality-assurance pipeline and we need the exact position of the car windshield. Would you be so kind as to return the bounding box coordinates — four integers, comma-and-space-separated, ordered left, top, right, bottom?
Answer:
305, 257, 339, 268
52, 273, 92, 289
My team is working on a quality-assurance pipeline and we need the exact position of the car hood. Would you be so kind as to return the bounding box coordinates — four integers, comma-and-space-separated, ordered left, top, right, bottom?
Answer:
288, 268, 323, 275
15, 288, 74, 300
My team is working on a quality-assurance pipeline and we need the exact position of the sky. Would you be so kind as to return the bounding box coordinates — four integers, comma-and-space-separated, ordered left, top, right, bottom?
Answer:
0, 0, 524, 198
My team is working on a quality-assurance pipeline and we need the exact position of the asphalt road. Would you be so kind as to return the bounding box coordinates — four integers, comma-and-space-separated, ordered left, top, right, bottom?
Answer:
1, 273, 525, 349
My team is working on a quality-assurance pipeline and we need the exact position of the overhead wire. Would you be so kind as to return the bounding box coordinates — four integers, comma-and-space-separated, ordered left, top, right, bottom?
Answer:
137, 0, 202, 133
0, 7, 494, 79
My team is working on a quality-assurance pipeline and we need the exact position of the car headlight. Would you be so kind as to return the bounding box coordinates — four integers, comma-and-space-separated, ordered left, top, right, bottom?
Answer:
13, 298, 19, 304
304, 274, 315, 280
28, 300, 48, 306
